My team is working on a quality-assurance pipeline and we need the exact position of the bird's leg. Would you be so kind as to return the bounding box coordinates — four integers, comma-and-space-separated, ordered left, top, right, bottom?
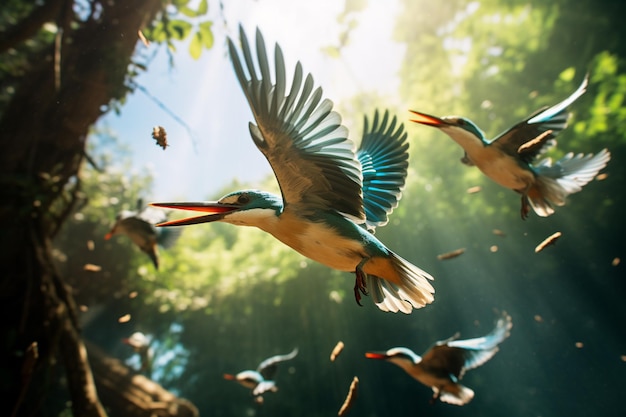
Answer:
353, 258, 370, 306
520, 194, 530, 220
430, 388, 442, 405
460, 152, 475, 166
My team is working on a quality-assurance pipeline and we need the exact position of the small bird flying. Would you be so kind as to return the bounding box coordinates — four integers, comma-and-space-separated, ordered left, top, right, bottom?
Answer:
223, 348, 298, 399
151, 26, 434, 313
105, 199, 181, 269
410, 76, 610, 219
366, 311, 512, 405
122, 331, 153, 373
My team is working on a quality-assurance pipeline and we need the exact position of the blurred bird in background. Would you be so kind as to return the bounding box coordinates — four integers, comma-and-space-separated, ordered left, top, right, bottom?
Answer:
410, 76, 610, 219
223, 348, 298, 403
122, 331, 154, 374
151, 26, 434, 314
366, 311, 512, 405
105, 199, 181, 269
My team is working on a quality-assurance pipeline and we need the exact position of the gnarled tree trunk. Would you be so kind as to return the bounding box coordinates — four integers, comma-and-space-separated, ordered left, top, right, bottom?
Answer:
86, 342, 199, 417
0, 2, 172, 416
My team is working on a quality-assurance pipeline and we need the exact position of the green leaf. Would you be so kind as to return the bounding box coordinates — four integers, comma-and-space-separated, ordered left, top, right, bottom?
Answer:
189, 31, 203, 60
178, 6, 198, 18
559, 67, 576, 82
321, 46, 341, 58
197, 0, 208, 16
148, 21, 167, 43
168, 19, 192, 40
198, 21, 214, 49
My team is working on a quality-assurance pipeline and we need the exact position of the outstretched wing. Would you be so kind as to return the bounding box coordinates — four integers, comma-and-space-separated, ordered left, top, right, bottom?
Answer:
491, 75, 588, 164
423, 312, 512, 379
357, 110, 409, 231
257, 348, 298, 381
445, 311, 513, 377
228, 26, 364, 220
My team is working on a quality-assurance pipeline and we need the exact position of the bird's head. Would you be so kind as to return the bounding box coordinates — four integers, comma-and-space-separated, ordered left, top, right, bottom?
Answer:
150, 190, 282, 228
365, 347, 422, 367
410, 110, 486, 141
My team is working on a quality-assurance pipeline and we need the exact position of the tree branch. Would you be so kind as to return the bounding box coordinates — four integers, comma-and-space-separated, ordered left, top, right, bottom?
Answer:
0, 0, 65, 54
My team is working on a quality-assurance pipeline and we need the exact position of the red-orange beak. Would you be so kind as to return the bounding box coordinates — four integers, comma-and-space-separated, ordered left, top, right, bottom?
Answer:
409, 110, 447, 126
364, 352, 388, 360
149, 202, 240, 227
104, 226, 116, 240
223, 373, 236, 380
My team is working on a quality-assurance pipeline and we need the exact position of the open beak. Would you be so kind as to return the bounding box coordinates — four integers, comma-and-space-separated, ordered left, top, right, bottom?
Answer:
364, 352, 388, 360
409, 110, 447, 126
149, 202, 240, 227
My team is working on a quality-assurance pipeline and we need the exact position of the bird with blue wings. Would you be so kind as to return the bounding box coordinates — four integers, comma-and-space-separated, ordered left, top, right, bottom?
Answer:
223, 348, 298, 401
410, 76, 610, 219
366, 311, 512, 405
105, 199, 181, 269
151, 26, 434, 314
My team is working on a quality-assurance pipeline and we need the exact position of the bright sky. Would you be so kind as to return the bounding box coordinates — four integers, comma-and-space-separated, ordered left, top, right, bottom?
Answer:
98, 0, 405, 201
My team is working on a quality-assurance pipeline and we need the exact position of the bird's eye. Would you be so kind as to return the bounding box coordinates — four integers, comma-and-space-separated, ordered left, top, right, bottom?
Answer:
237, 194, 250, 204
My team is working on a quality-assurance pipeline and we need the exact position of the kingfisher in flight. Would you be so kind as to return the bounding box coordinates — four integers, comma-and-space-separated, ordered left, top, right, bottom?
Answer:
151, 26, 434, 313
410, 76, 610, 219
105, 199, 181, 269
223, 348, 298, 402
366, 311, 512, 405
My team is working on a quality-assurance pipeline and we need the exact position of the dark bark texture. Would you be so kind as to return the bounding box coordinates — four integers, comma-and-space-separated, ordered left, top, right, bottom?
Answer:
87, 342, 199, 417
0, 2, 186, 416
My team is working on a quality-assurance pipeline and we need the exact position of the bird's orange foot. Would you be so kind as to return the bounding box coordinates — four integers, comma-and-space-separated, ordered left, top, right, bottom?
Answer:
353, 262, 369, 306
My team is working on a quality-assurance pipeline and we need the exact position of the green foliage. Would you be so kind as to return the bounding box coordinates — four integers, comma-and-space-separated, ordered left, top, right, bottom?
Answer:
0, 2, 58, 116
576, 52, 626, 140
142, 0, 214, 60
321, 0, 368, 58
141, 221, 306, 315
189, 21, 214, 59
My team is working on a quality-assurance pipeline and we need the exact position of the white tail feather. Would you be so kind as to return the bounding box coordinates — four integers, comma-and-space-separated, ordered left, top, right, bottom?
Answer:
437, 385, 475, 405
529, 148, 610, 216
366, 253, 434, 314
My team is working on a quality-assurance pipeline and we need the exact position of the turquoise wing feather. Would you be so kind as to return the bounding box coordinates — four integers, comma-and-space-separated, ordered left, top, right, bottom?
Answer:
357, 110, 409, 231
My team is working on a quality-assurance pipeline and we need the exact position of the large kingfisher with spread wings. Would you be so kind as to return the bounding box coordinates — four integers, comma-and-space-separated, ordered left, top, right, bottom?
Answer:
151, 27, 434, 314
